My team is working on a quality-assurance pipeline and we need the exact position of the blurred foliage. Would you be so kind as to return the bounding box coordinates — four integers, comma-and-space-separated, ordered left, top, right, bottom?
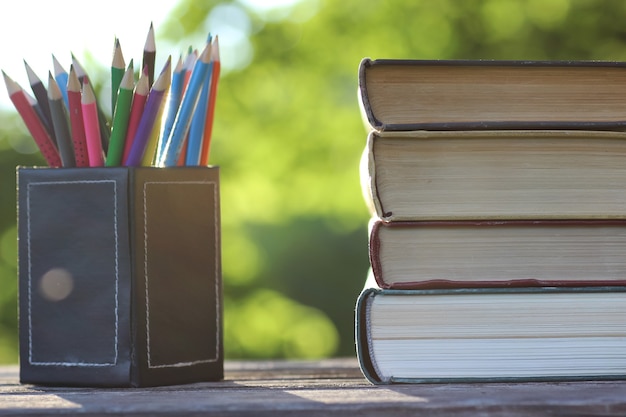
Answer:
2, 0, 626, 363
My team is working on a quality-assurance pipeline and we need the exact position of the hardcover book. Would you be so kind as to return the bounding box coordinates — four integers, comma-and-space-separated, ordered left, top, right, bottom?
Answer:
369, 219, 626, 289
358, 58, 626, 132
356, 284, 626, 384
361, 129, 626, 221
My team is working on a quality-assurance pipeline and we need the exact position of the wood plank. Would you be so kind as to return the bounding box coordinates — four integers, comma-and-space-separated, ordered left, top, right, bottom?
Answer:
1, 359, 626, 416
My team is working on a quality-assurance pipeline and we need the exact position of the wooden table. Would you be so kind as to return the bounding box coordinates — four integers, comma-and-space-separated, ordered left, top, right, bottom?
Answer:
2, 358, 626, 416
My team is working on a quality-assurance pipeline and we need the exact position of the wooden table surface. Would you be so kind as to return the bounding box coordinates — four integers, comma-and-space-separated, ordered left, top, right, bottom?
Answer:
2, 358, 626, 416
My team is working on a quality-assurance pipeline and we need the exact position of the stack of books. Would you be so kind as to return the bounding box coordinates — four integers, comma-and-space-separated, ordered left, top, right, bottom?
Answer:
355, 58, 626, 384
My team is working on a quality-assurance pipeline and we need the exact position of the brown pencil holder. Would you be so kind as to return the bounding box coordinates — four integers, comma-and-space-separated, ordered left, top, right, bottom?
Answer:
16, 166, 223, 387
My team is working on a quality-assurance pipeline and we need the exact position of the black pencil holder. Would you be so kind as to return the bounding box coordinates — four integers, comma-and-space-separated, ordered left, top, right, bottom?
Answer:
16, 166, 223, 387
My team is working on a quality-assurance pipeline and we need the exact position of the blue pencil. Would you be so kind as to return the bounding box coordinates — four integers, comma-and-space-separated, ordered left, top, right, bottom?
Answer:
52, 55, 69, 107
158, 42, 212, 167
157, 55, 184, 157
185, 56, 213, 166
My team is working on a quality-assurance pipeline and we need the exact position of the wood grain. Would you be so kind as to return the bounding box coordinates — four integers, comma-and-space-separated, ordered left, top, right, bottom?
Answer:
1, 358, 626, 416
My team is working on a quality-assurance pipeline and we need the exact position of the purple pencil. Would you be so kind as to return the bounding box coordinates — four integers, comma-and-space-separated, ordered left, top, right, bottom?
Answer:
124, 57, 171, 166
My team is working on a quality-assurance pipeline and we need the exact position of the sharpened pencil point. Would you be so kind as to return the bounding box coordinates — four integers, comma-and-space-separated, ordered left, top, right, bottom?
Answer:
2, 70, 20, 95
52, 54, 66, 76
47, 72, 63, 100
81, 78, 96, 104
71, 54, 87, 80
23, 60, 41, 85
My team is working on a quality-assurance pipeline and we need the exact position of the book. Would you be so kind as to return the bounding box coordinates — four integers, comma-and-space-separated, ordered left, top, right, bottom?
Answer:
361, 129, 626, 221
355, 284, 626, 384
358, 58, 626, 132
368, 218, 626, 289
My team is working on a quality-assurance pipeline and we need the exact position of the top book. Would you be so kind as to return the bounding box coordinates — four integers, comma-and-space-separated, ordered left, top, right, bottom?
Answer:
358, 58, 626, 131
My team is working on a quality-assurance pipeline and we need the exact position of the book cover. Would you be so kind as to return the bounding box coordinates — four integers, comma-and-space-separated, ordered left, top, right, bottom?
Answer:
361, 129, 626, 221
358, 58, 626, 132
368, 219, 626, 289
356, 285, 626, 384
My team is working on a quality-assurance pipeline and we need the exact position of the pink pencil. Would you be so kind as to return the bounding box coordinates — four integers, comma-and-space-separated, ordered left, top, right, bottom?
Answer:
121, 71, 149, 164
81, 78, 104, 167
67, 66, 89, 167
2, 71, 61, 167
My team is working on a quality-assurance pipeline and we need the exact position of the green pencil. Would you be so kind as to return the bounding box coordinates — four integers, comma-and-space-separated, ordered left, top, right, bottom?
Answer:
111, 38, 125, 116
106, 63, 134, 166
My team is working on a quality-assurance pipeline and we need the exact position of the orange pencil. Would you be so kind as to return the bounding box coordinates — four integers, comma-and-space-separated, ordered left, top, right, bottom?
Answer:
3, 71, 61, 167
200, 36, 220, 165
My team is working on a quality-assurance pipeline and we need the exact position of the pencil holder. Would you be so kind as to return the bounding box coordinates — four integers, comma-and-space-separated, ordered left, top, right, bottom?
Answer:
16, 166, 223, 387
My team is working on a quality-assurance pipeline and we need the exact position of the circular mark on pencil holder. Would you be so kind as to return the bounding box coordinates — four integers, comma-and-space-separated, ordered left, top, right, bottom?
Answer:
39, 268, 74, 302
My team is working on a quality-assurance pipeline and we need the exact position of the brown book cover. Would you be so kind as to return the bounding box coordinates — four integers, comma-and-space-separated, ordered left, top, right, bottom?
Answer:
358, 58, 626, 132
361, 129, 626, 221
369, 219, 626, 289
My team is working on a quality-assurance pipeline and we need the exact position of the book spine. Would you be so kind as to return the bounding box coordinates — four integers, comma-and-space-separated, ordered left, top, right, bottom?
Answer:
369, 219, 626, 290
354, 287, 387, 384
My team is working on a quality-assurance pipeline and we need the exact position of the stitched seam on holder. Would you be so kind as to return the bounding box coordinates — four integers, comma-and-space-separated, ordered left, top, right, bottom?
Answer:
27, 180, 120, 367
143, 181, 220, 368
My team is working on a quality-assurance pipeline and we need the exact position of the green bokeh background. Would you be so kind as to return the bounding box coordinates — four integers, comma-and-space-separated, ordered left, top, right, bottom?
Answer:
2, 0, 626, 362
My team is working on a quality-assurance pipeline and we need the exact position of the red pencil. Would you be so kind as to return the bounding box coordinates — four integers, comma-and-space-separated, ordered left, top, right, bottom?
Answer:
121, 71, 149, 164
81, 78, 104, 167
67, 65, 89, 167
200, 36, 221, 166
2, 71, 61, 167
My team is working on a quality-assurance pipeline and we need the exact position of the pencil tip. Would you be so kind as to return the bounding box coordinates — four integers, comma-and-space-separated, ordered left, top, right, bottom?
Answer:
23, 61, 40, 83
199, 42, 212, 63
2, 71, 19, 94
144, 22, 156, 51
52, 54, 66, 74
48, 72, 62, 98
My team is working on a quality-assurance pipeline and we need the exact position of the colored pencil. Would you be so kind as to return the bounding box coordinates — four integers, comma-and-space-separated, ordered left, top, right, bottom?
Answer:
174, 48, 197, 165
47, 72, 75, 167
157, 54, 183, 157
111, 37, 125, 116
24, 60, 55, 145
158, 42, 212, 167
81, 78, 104, 167
125, 56, 171, 166
3, 71, 61, 167
67, 65, 89, 167
52, 54, 69, 106
72, 54, 111, 152
185, 52, 213, 166
142, 22, 156, 87
106, 63, 134, 166
182, 47, 197, 90
121, 71, 149, 164
71, 53, 87, 81
200, 35, 221, 165
140, 91, 166, 166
